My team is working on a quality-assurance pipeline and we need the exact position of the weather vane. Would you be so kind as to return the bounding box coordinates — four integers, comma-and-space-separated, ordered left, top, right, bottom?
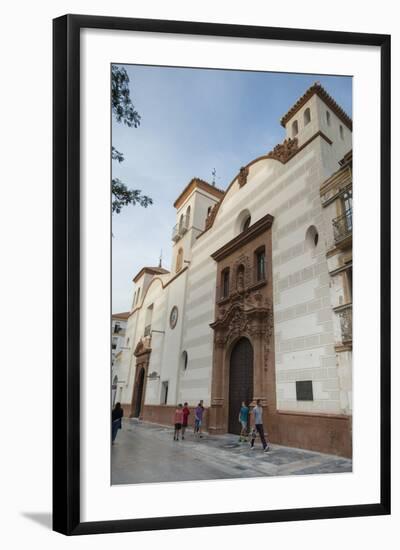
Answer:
212, 168, 216, 186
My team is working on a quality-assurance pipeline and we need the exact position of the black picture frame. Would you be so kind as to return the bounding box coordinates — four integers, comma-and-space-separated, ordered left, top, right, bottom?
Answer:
53, 14, 391, 535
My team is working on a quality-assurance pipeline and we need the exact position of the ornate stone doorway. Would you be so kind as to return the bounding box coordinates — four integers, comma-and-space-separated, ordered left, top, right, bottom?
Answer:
133, 367, 145, 418
228, 337, 253, 434
130, 336, 152, 418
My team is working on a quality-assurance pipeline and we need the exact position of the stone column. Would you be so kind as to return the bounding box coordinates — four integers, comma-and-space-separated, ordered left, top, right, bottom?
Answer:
209, 334, 226, 433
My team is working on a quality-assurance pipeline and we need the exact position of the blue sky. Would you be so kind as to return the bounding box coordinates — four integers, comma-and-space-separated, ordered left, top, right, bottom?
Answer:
112, 65, 352, 313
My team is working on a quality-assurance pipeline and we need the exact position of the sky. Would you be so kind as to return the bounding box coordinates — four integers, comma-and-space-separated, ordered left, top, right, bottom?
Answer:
112, 65, 352, 313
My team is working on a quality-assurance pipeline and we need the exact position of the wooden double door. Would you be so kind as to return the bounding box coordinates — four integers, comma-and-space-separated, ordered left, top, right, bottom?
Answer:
228, 337, 253, 434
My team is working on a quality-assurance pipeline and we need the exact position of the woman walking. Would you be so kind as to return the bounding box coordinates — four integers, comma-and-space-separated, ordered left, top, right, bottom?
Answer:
173, 403, 184, 441
182, 402, 190, 439
238, 400, 249, 442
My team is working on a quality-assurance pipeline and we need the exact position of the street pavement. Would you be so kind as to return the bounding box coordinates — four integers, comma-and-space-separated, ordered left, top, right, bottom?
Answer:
111, 419, 352, 485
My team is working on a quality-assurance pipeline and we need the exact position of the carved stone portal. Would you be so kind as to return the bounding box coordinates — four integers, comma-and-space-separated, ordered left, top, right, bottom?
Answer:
208, 213, 276, 434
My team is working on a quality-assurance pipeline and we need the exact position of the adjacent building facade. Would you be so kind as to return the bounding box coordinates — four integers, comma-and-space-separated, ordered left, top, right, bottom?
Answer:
112, 83, 353, 457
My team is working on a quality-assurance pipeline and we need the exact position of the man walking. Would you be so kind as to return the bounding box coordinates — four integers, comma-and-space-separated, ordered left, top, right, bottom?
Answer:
194, 400, 204, 438
250, 399, 270, 452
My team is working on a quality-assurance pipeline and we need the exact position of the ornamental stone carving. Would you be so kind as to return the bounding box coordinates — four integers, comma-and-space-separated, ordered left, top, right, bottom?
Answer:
238, 166, 249, 187
265, 137, 298, 163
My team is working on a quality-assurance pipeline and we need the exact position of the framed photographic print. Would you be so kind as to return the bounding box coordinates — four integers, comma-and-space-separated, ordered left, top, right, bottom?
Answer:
53, 14, 391, 535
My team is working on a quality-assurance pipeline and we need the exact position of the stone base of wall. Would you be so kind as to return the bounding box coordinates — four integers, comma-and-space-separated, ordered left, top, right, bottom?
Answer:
269, 410, 352, 458
143, 404, 209, 430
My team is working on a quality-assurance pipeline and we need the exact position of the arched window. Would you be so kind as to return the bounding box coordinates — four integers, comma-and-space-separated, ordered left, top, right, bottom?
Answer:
255, 246, 266, 281
305, 225, 319, 250
179, 214, 184, 232
292, 120, 299, 137
221, 268, 230, 299
326, 111, 331, 126
176, 247, 183, 273
304, 108, 311, 125
182, 351, 188, 371
339, 125, 344, 140
242, 215, 251, 232
185, 205, 191, 228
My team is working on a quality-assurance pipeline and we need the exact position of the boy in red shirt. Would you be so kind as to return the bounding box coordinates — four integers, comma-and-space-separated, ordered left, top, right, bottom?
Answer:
173, 403, 184, 441
182, 402, 190, 440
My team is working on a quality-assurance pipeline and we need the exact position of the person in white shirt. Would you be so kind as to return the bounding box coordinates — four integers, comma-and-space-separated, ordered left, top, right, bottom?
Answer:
250, 399, 270, 452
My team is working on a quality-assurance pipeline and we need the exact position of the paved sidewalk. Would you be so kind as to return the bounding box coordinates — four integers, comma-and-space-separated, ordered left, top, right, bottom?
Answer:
111, 419, 352, 485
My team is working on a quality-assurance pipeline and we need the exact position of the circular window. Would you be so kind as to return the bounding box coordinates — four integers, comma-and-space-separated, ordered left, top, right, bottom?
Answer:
169, 306, 178, 329
305, 225, 319, 250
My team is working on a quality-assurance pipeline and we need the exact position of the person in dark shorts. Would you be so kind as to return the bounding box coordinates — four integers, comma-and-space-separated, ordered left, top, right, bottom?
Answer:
250, 399, 270, 452
173, 403, 184, 441
182, 402, 190, 439
112, 402, 123, 444
194, 400, 204, 438
238, 400, 249, 442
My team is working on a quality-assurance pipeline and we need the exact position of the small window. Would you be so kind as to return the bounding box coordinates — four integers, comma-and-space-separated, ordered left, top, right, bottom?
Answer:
221, 268, 230, 298
112, 337, 118, 350
346, 266, 352, 302
186, 205, 191, 228
132, 291, 136, 308
114, 322, 121, 334
136, 288, 140, 304
304, 108, 311, 125
326, 111, 331, 126
339, 125, 344, 140
182, 351, 188, 371
292, 120, 298, 137
161, 381, 169, 405
256, 248, 266, 281
296, 380, 313, 401
242, 215, 251, 232
207, 206, 212, 216
305, 225, 319, 250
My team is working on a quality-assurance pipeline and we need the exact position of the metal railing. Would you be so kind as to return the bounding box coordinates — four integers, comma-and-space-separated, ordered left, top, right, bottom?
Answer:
338, 304, 352, 343
172, 214, 190, 241
332, 209, 352, 244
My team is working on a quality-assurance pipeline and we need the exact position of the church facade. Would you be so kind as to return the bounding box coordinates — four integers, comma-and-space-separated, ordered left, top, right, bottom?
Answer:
112, 83, 353, 457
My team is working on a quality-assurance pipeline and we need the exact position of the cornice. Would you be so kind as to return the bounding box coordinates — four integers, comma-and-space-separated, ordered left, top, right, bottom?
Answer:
211, 213, 274, 262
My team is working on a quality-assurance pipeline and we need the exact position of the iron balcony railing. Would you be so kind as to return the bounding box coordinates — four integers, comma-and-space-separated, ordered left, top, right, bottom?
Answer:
172, 214, 189, 241
216, 267, 267, 302
332, 208, 352, 244
338, 304, 352, 343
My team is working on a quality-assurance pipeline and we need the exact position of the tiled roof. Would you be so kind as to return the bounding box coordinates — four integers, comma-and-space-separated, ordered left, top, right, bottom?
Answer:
112, 311, 130, 320
132, 266, 170, 283
280, 82, 352, 131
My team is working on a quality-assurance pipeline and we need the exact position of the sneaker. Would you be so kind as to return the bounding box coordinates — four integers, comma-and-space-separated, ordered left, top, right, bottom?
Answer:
264, 445, 271, 452
250, 446, 255, 450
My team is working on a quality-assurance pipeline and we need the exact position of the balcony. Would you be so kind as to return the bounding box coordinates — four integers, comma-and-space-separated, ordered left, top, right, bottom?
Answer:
172, 214, 189, 241
337, 304, 352, 344
332, 209, 352, 248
